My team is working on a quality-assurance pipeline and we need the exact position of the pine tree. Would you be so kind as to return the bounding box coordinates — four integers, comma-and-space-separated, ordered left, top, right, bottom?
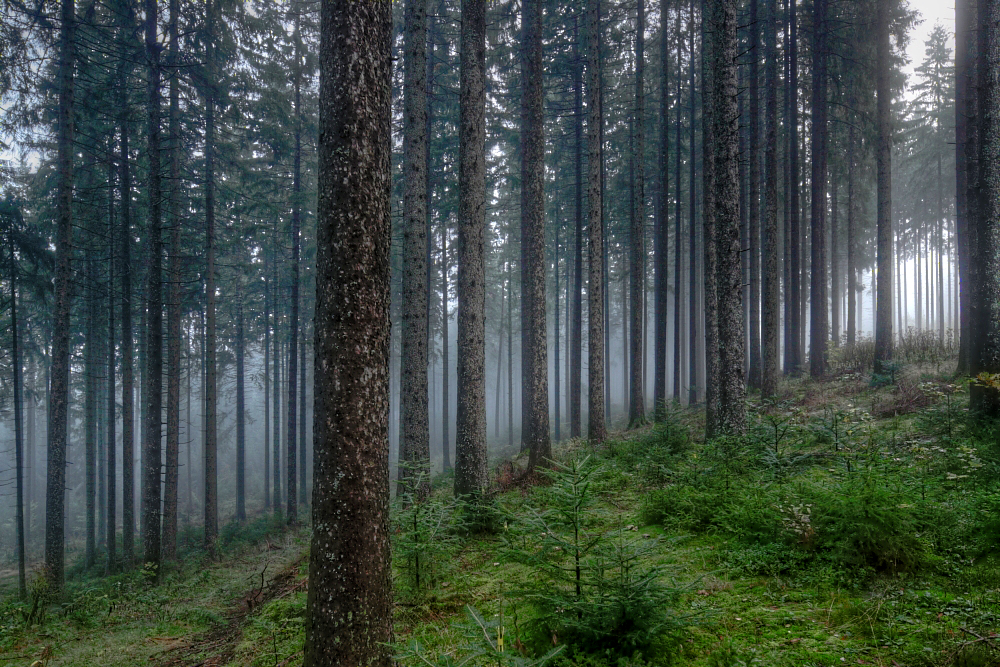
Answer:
587, 0, 606, 444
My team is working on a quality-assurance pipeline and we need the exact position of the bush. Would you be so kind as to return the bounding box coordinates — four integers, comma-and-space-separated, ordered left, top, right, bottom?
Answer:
724, 543, 809, 576
638, 486, 726, 532
808, 477, 923, 572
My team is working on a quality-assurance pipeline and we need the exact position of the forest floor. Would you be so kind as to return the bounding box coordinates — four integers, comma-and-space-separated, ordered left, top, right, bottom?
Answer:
4, 353, 1000, 667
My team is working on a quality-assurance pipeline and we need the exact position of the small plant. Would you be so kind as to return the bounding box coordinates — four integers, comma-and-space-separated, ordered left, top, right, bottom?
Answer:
393, 473, 460, 595
395, 604, 565, 667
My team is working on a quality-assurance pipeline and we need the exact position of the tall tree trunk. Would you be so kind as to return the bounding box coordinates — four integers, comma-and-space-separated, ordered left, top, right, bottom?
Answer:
46, 0, 75, 591
142, 0, 163, 574
272, 242, 282, 508
300, 317, 307, 504
702, 0, 718, 435
974, 0, 1000, 414
399, 0, 430, 498
956, 0, 972, 374
508, 261, 514, 448
629, 0, 646, 426
162, 0, 181, 561
287, 10, 302, 524
587, 0, 606, 443
688, 0, 698, 405
264, 268, 271, 508
554, 227, 561, 441
938, 154, 945, 343
675, 4, 684, 401
655, 0, 669, 415
808, 0, 828, 377
571, 16, 584, 436
119, 70, 135, 568
761, 0, 779, 398
441, 230, 451, 470
785, 0, 801, 374
203, 0, 218, 553
847, 127, 857, 346
831, 177, 840, 345
235, 296, 246, 521
86, 249, 98, 569
454, 0, 489, 496
714, 0, 747, 435
106, 170, 117, 572
874, 0, 894, 373
306, 2, 393, 663
10, 225, 27, 597
748, 0, 761, 389
521, 0, 551, 464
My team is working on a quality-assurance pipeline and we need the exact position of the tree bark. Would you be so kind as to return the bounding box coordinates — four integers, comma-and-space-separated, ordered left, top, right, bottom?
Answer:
785, 0, 801, 375
306, 2, 393, 663
675, 4, 684, 402
454, 0, 489, 496
163, 0, 181, 560
629, 0, 646, 426
46, 0, 75, 591
847, 126, 857, 346
236, 297, 246, 522
571, 16, 584, 436
748, 0, 761, 389
702, 0, 718, 435
520, 0, 551, 464
287, 9, 302, 524
761, 0, 779, 398
688, 0, 698, 405
9, 222, 26, 597
142, 0, 163, 574
655, 0, 669, 416
808, 0, 828, 378
956, 0, 972, 374
587, 0, 606, 444
203, 0, 218, 553
441, 230, 451, 470
714, 0, 747, 435
107, 169, 117, 572
874, 0, 894, 372
86, 246, 98, 569
398, 0, 430, 498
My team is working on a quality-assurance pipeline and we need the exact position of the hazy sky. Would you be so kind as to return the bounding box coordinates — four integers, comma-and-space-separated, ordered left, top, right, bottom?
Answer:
903, 0, 954, 88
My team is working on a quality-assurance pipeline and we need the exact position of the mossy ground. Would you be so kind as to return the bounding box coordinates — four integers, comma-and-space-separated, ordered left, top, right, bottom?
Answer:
3, 364, 1000, 667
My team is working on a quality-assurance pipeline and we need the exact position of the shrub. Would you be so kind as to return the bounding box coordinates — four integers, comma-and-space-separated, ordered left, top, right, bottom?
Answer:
723, 543, 809, 576
638, 486, 726, 532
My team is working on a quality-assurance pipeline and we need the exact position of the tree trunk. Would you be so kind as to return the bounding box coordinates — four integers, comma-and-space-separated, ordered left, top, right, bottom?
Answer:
119, 66, 135, 567
46, 0, 75, 591
675, 4, 684, 402
808, 0, 828, 378
287, 10, 302, 524
86, 248, 98, 569
454, 0, 489, 496
714, 0, 747, 435
520, 0, 551, 464
571, 16, 584, 436
10, 224, 27, 597
655, 0, 669, 416
748, 0, 761, 390
847, 126, 857, 346
306, 2, 393, 663
236, 298, 246, 522
554, 226, 561, 441
272, 242, 282, 508
702, 0, 718, 435
874, 0, 894, 373
441, 230, 451, 470
264, 267, 271, 509
688, 0, 698, 405
785, 0, 801, 374
587, 0, 606, 443
761, 0, 779, 398
956, 0, 972, 374
628, 0, 646, 426
142, 0, 163, 574
399, 0, 430, 498
831, 177, 840, 345
203, 0, 218, 553
162, 0, 181, 561
974, 0, 1000, 414
107, 172, 117, 572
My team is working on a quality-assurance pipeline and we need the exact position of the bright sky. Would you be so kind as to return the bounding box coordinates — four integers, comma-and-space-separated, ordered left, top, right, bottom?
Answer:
903, 0, 955, 92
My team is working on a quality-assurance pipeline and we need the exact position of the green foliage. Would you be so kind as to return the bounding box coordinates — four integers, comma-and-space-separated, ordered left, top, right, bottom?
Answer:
505, 458, 690, 660
219, 513, 289, 553
395, 605, 565, 667
393, 477, 461, 595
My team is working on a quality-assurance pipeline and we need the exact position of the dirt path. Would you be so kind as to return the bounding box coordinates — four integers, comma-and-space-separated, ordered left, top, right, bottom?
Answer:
153, 552, 308, 667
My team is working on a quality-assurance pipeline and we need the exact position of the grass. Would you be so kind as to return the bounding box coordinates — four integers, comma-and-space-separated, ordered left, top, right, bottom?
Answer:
3, 360, 1000, 667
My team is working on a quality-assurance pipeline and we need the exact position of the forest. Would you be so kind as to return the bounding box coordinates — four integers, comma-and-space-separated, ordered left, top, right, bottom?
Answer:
1, 0, 999, 664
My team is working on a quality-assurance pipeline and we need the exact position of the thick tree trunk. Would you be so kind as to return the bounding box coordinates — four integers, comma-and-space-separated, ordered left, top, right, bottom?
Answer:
142, 0, 163, 574
688, 0, 698, 405
956, 0, 972, 374
702, 0, 718, 435
974, 0, 1000, 414
714, 0, 747, 435
107, 180, 117, 572
847, 127, 857, 346
306, 2, 393, 663
587, 0, 606, 443
163, 0, 181, 561
264, 272, 271, 508
675, 4, 684, 402
571, 16, 584, 436
521, 0, 551, 464
831, 178, 840, 345
119, 70, 135, 567
399, 0, 430, 498
10, 229, 26, 597
874, 0, 894, 372
454, 0, 489, 496
748, 0, 761, 390
808, 0, 828, 378
441, 231, 451, 470
272, 245, 282, 508
629, 0, 646, 426
46, 0, 75, 591
86, 252, 98, 569
761, 0, 779, 398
